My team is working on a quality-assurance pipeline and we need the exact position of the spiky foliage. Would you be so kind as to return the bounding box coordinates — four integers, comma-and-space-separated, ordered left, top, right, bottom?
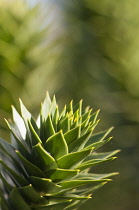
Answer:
0, 93, 119, 210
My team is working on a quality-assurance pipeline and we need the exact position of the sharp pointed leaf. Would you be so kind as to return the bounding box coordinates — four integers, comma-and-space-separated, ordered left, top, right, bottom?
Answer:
0, 137, 17, 159
9, 187, 31, 210
32, 143, 58, 171
57, 115, 70, 133
28, 120, 42, 145
19, 99, 31, 123
45, 115, 55, 139
63, 182, 107, 210
52, 106, 59, 131
84, 106, 90, 113
53, 194, 91, 200
66, 100, 73, 115
57, 149, 92, 169
31, 202, 71, 210
30, 176, 61, 195
81, 109, 92, 123
4, 119, 29, 156
15, 150, 45, 178
90, 110, 100, 124
46, 168, 79, 183
49, 95, 57, 117
73, 100, 83, 116
64, 125, 81, 144
85, 127, 113, 148
76, 157, 117, 171
41, 92, 51, 121
85, 137, 113, 150
44, 131, 68, 160
84, 150, 120, 162
12, 106, 26, 139
18, 184, 48, 205
59, 105, 66, 120
60, 179, 111, 189
75, 172, 119, 180
81, 120, 99, 135
0, 173, 13, 192
75, 181, 107, 195
68, 131, 93, 153
0, 159, 28, 186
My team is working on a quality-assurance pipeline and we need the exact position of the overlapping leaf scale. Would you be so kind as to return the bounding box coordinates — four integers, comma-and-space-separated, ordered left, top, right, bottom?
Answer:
32, 143, 58, 171
45, 168, 79, 183
76, 150, 120, 171
0, 93, 119, 210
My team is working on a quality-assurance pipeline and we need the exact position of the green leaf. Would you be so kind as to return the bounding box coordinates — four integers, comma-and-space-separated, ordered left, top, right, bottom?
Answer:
53, 194, 91, 200
46, 168, 79, 183
19, 99, 31, 123
0, 159, 28, 186
68, 131, 93, 153
18, 184, 48, 205
65, 182, 107, 210
66, 100, 73, 115
12, 106, 26, 139
52, 106, 59, 131
45, 115, 55, 139
27, 120, 42, 146
39, 114, 46, 143
31, 200, 71, 210
81, 120, 99, 136
60, 179, 111, 189
41, 91, 51, 121
44, 131, 68, 160
46, 197, 72, 206
0, 172, 13, 192
32, 143, 58, 171
0, 189, 9, 209
73, 181, 107, 195
64, 125, 81, 144
81, 109, 92, 123
59, 105, 66, 120
0, 137, 17, 159
0, 197, 9, 210
76, 157, 117, 171
9, 187, 31, 210
74, 172, 119, 180
57, 115, 70, 133
57, 148, 92, 169
84, 137, 112, 150
71, 109, 79, 127
49, 95, 57, 117
63, 200, 82, 210
84, 106, 90, 114
4, 119, 29, 156
85, 127, 113, 148
80, 117, 90, 131
73, 100, 83, 116
90, 109, 100, 124
30, 176, 61, 195
84, 150, 120, 162
0, 141, 28, 179
15, 150, 45, 178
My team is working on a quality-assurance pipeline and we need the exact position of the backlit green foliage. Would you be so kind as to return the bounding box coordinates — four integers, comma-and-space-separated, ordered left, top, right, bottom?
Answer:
0, 93, 119, 210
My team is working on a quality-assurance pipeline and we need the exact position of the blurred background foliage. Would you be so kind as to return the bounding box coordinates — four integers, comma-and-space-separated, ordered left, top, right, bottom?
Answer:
0, 0, 62, 137
0, 0, 139, 210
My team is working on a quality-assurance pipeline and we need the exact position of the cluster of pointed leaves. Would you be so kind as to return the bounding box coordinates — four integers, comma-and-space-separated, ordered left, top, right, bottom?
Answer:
0, 93, 119, 210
